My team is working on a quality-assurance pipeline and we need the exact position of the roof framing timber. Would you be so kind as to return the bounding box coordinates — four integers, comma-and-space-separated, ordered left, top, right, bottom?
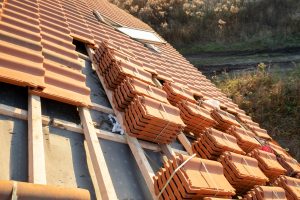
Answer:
79, 107, 118, 200
0, 103, 161, 152
28, 94, 47, 184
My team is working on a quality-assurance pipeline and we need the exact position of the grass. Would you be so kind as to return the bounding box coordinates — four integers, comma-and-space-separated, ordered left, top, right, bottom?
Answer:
189, 52, 300, 67
212, 64, 300, 160
178, 35, 300, 55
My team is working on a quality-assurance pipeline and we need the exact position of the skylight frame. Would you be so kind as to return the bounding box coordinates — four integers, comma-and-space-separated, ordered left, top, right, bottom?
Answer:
93, 10, 166, 45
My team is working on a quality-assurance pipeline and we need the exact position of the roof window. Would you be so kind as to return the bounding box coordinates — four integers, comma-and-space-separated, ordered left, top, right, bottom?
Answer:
93, 10, 165, 51
116, 27, 164, 44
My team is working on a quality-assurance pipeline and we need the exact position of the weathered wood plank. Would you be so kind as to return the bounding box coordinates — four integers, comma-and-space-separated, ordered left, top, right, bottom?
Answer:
91, 102, 114, 114
0, 103, 161, 151
0, 103, 27, 120
28, 94, 47, 184
79, 107, 117, 200
86, 46, 158, 199
177, 133, 193, 155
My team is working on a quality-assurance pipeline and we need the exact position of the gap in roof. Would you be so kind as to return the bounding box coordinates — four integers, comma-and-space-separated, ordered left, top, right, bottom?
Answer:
93, 10, 165, 48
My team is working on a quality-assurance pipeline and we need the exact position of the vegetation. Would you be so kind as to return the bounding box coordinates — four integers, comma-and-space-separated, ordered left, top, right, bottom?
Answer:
110, 0, 300, 54
213, 64, 300, 160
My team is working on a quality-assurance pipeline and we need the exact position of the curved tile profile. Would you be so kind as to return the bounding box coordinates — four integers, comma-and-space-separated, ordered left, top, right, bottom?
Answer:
273, 176, 300, 200
61, 0, 95, 45
34, 0, 91, 106
154, 154, 236, 199
0, 0, 45, 88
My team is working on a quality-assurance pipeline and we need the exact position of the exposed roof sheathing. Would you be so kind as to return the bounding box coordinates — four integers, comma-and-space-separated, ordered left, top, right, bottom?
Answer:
1, 0, 300, 199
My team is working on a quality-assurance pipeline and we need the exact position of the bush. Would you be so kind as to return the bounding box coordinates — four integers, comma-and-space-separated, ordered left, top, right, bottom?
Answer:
109, 0, 300, 49
213, 64, 300, 160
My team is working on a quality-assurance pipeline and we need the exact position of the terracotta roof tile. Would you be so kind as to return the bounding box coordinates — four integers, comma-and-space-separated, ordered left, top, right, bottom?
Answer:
154, 154, 235, 199
32, 0, 91, 106
226, 126, 261, 153
0, 0, 45, 88
124, 95, 185, 144
61, 0, 95, 45
192, 128, 245, 160
219, 151, 269, 194
273, 176, 300, 199
244, 186, 287, 200
248, 149, 287, 182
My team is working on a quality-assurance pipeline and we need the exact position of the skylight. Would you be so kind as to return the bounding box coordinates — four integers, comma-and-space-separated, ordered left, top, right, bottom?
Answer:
116, 27, 164, 44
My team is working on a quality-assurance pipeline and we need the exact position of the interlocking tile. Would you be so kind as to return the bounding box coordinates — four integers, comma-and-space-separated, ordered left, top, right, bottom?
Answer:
277, 155, 300, 176
124, 95, 185, 144
226, 126, 261, 153
211, 109, 241, 131
248, 149, 286, 182
219, 151, 269, 194
154, 154, 236, 199
32, 0, 91, 106
61, 0, 95, 45
192, 128, 245, 160
177, 101, 217, 136
273, 176, 300, 199
0, 0, 45, 88
243, 186, 287, 200
163, 82, 197, 106
113, 76, 169, 111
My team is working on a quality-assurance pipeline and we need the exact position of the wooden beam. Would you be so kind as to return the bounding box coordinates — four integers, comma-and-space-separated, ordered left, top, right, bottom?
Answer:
91, 102, 114, 114
0, 103, 161, 151
86, 46, 158, 199
79, 107, 117, 200
28, 94, 47, 184
160, 144, 175, 158
126, 135, 157, 200
0, 103, 27, 120
177, 133, 194, 155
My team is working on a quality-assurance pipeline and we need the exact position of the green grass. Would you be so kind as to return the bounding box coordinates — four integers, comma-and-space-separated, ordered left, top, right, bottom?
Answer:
212, 64, 300, 160
178, 35, 300, 55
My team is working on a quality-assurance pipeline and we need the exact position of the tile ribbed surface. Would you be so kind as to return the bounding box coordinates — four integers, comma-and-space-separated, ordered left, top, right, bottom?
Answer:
61, 0, 94, 45
0, 0, 45, 88
33, 0, 91, 106
1, 0, 300, 198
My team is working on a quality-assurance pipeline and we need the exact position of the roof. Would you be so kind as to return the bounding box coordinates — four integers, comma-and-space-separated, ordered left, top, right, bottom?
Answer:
0, 0, 300, 199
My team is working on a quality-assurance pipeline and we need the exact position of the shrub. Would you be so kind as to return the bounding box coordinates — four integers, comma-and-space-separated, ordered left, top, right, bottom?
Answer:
213, 64, 300, 160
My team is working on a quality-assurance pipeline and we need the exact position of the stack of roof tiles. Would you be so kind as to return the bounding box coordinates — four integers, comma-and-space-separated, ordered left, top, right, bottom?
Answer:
211, 109, 241, 131
237, 112, 272, 140
226, 126, 261, 153
154, 154, 236, 199
243, 186, 287, 200
219, 151, 269, 194
112, 76, 169, 111
1, 0, 299, 197
124, 95, 185, 144
277, 155, 300, 177
192, 128, 245, 160
177, 101, 217, 136
162, 82, 197, 106
248, 149, 287, 182
102, 55, 154, 90
273, 176, 300, 200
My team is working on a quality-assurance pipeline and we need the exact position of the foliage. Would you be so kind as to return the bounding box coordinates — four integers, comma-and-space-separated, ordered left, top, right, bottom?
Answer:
109, 0, 300, 52
213, 64, 300, 160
